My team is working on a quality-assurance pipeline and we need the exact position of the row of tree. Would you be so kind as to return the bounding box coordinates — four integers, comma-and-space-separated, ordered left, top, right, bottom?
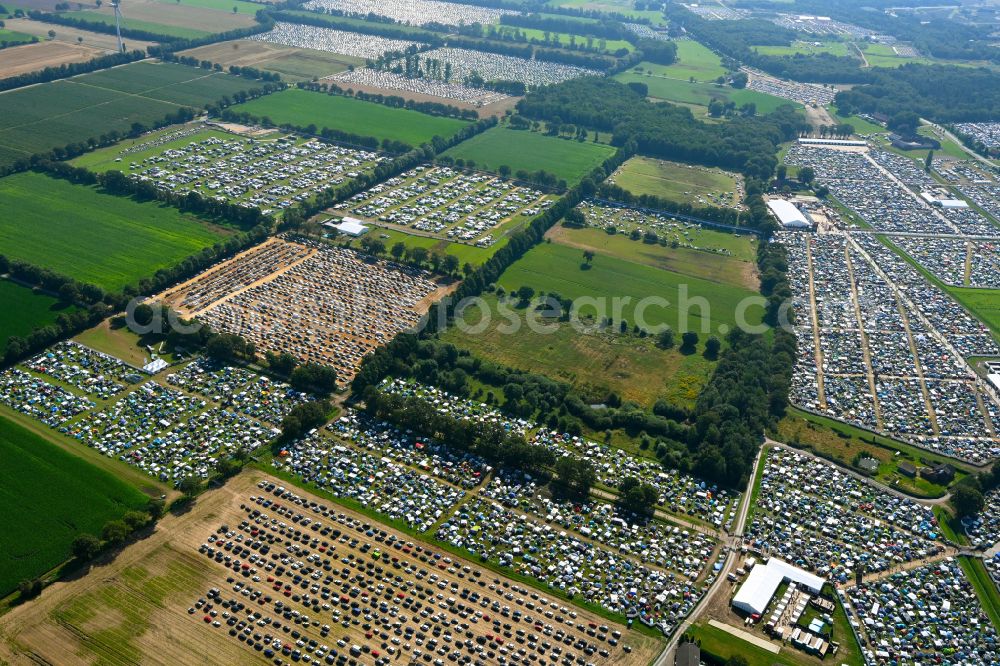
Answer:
0, 49, 144, 92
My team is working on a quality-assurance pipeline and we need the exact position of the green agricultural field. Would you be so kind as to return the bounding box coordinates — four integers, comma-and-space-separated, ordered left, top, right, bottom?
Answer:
613, 71, 798, 114
58, 11, 212, 38
862, 42, 933, 68
0, 28, 36, 44
548, 0, 666, 25
612, 156, 742, 207
495, 239, 762, 335
0, 280, 77, 354
230, 89, 470, 147
0, 172, 229, 292
490, 25, 632, 53
546, 225, 757, 289
753, 39, 850, 57
949, 287, 1000, 340
0, 415, 148, 596
441, 127, 615, 184
0, 61, 261, 170
632, 40, 727, 82
442, 293, 715, 407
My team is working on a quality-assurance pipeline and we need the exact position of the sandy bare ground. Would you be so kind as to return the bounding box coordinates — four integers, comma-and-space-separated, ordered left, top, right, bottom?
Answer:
0, 20, 156, 78
0, 470, 662, 666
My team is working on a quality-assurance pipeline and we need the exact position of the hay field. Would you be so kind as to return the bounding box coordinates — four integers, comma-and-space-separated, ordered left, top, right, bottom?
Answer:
180, 39, 365, 81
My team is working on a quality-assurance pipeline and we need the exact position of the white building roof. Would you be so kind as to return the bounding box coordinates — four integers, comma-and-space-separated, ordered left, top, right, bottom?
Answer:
326, 217, 369, 236
732, 558, 825, 616
767, 199, 810, 228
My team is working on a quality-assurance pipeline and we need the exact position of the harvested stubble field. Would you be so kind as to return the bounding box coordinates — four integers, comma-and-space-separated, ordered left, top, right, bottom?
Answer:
0, 60, 264, 168
0, 414, 149, 596
0, 470, 663, 666
230, 88, 471, 146
0, 171, 229, 291
180, 39, 365, 81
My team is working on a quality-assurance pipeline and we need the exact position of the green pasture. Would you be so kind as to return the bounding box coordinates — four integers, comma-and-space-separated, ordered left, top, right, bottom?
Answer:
613, 71, 798, 114
631, 41, 726, 82
752, 39, 850, 58
548, 225, 757, 289
0, 171, 228, 292
230, 89, 470, 147
0, 281, 77, 353
612, 156, 742, 207
0, 415, 148, 596
441, 127, 615, 184
495, 238, 763, 334
151, 0, 267, 15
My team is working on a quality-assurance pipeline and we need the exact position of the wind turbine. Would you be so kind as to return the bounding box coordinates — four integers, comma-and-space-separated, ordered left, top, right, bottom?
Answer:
111, 0, 125, 53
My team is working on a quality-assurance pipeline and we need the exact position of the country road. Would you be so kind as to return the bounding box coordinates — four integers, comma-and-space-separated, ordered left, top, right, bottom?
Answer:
652, 441, 765, 666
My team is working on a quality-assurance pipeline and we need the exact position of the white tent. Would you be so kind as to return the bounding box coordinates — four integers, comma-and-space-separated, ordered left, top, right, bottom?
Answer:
732, 558, 825, 616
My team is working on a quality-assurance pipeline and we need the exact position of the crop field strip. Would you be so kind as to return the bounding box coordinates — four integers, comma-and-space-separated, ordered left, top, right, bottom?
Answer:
229, 88, 472, 147
0, 414, 149, 596
0, 172, 230, 291
0, 61, 266, 168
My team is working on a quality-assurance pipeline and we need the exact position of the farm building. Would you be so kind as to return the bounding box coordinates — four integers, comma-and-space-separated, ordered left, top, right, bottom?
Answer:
766, 199, 812, 229
731, 558, 825, 616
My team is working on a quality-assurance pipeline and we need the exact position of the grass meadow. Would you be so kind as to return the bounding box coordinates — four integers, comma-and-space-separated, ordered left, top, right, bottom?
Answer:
0, 415, 148, 595
612, 156, 742, 206
441, 127, 616, 184
443, 236, 763, 407
634, 40, 727, 82
0, 172, 228, 292
0, 281, 77, 353
546, 225, 757, 289
613, 71, 799, 114
230, 89, 471, 147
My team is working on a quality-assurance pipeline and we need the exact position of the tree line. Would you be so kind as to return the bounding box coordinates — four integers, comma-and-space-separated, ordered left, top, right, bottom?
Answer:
516, 77, 808, 187
835, 63, 1000, 124
29, 9, 275, 55
0, 49, 144, 93
160, 53, 283, 82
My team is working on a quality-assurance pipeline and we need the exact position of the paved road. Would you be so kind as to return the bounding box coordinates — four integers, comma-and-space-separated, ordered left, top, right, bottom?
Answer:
652, 442, 765, 666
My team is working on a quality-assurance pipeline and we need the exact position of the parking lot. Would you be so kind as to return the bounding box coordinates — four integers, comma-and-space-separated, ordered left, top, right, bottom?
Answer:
120, 130, 385, 216
778, 221, 1000, 463
303, 0, 516, 27
336, 165, 551, 247
250, 22, 426, 60
160, 238, 444, 384
0, 471, 663, 666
